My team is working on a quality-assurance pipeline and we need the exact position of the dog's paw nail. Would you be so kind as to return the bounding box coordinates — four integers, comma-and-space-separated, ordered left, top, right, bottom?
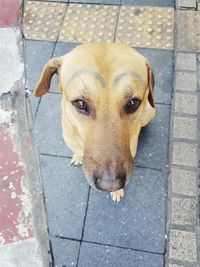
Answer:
70, 154, 83, 166
110, 189, 124, 203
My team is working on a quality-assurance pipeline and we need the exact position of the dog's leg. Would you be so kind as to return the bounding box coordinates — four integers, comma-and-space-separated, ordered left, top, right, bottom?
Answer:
110, 189, 124, 203
70, 153, 83, 166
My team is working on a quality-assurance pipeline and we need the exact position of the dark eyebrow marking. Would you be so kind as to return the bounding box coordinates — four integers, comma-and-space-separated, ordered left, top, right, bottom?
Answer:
67, 69, 105, 87
114, 71, 144, 85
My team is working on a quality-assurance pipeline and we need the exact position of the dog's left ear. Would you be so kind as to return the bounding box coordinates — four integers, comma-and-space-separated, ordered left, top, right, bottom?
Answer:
146, 61, 155, 108
34, 57, 62, 97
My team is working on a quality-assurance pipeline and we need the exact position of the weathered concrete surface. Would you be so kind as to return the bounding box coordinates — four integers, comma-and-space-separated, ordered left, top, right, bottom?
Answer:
0, 24, 50, 267
0, 28, 23, 96
0, 238, 43, 267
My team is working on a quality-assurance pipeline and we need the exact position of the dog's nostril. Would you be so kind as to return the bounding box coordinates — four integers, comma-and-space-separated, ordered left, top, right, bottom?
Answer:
117, 173, 126, 187
97, 178, 101, 184
94, 176, 101, 186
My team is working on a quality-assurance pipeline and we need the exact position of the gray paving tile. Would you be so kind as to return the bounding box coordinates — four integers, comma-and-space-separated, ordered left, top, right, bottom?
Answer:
138, 48, 174, 105
33, 93, 72, 157
135, 104, 170, 170
53, 42, 80, 57
40, 155, 89, 239
25, 40, 55, 92
122, 0, 174, 7
78, 242, 163, 267
51, 237, 80, 267
83, 167, 166, 253
28, 93, 40, 119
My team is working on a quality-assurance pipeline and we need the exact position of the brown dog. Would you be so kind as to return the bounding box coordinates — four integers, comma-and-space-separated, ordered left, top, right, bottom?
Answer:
34, 43, 155, 203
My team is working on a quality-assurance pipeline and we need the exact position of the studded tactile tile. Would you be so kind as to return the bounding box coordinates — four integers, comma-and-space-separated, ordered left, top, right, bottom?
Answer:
115, 6, 174, 50
58, 4, 119, 43
176, 11, 200, 52
23, 1, 67, 41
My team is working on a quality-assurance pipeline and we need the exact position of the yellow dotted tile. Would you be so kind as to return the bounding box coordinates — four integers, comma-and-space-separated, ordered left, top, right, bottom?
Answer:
115, 6, 174, 50
176, 11, 200, 52
58, 4, 119, 43
23, 1, 67, 41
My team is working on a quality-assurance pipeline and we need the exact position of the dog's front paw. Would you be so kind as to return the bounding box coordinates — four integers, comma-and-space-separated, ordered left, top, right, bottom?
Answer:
70, 154, 83, 166
110, 189, 124, 203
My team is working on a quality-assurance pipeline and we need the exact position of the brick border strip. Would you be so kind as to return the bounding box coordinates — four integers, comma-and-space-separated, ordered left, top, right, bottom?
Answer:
165, 53, 200, 266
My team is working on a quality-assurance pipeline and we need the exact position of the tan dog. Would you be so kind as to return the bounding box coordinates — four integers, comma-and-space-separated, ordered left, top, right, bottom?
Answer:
34, 43, 155, 203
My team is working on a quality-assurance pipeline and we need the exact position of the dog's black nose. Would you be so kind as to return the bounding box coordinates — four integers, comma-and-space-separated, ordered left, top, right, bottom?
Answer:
94, 174, 126, 192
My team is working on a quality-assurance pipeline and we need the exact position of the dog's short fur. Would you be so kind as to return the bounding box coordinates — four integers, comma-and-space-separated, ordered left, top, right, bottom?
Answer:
34, 43, 155, 203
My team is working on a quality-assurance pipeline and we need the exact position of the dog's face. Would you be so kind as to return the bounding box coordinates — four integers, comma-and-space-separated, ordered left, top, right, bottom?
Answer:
34, 44, 155, 192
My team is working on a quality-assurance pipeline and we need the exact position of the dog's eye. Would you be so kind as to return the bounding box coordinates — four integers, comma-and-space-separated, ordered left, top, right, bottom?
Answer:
72, 99, 89, 115
124, 98, 141, 114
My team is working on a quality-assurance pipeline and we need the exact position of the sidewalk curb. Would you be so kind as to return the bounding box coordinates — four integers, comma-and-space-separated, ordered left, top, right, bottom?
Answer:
165, 10, 200, 265
0, 4, 51, 266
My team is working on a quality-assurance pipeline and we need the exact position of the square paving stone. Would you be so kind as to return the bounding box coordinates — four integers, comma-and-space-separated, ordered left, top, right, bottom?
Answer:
121, 0, 174, 7
169, 230, 197, 262
175, 53, 196, 71
25, 40, 55, 92
137, 48, 174, 105
174, 93, 197, 115
51, 237, 80, 267
40, 155, 89, 239
176, 10, 200, 53
83, 167, 166, 254
33, 93, 72, 157
78, 242, 164, 267
135, 104, 170, 170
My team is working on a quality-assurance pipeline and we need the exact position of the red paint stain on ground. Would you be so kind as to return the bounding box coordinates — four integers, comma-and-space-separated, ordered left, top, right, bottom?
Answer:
0, 125, 32, 245
0, 0, 21, 28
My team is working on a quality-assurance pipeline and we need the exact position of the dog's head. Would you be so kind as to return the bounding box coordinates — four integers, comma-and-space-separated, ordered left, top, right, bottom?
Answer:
34, 44, 155, 192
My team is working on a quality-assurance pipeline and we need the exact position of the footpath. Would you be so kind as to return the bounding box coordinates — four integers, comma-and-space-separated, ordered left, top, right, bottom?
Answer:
0, 0, 199, 266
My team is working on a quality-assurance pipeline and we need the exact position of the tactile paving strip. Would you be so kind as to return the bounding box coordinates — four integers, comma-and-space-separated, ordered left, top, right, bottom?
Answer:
115, 6, 174, 49
58, 4, 119, 43
23, 1, 67, 41
176, 10, 200, 52
23, 1, 175, 50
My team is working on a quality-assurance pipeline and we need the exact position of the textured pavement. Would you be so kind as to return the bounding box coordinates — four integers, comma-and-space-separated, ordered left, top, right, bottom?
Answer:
24, 1, 173, 266
0, 0, 197, 266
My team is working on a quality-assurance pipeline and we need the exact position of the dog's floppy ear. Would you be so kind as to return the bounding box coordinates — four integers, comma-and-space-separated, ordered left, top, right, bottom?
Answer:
146, 61, 155, 108
34, 57, 62, 97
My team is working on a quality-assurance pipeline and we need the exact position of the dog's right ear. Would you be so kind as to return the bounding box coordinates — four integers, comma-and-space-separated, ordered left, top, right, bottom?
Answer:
146, 61, 155, 108
34, 57, 62, 97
